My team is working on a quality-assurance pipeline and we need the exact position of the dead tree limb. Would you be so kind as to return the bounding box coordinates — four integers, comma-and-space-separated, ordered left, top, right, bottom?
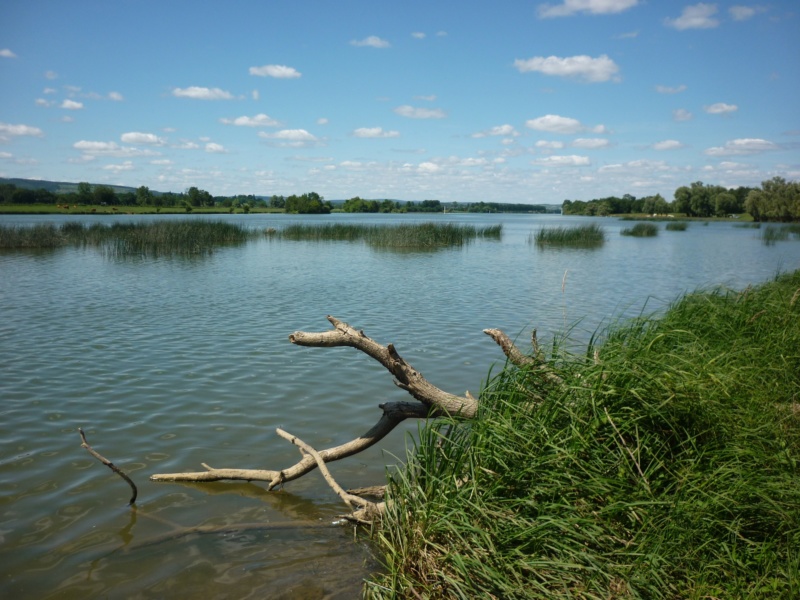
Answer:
483, 328, 562, 384
79, 428, 138, 505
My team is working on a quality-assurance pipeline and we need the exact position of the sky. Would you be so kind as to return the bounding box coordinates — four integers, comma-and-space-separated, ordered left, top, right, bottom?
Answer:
0, 0, 798, 204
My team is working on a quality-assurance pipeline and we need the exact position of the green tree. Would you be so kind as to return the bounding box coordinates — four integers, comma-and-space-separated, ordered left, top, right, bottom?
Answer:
136, 186, 154, 206
77, 181, 92, 204
93, 185, 117, 205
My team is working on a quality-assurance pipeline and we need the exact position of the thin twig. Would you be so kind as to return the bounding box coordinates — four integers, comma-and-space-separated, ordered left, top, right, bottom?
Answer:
79, 428, 138, 505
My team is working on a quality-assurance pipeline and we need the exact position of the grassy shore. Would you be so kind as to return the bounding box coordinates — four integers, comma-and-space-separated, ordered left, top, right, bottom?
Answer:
368, 271, 800, 599
532, 224, 605, 248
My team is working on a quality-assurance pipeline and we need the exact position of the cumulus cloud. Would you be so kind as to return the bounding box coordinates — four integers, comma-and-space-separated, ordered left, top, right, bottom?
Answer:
418, 161, 441, 173
248, 64, 301, 78
704, 138, 779, 156
514, 54, 620, 83
108, 91, 124, 101
350, 35, 390, 48
729, 5, 762, 20
1, 48, 17, 58
535, 140, 566, 149
60, 99, 83, 110
572, 138, 610, 149
472, 124, 519, 138
673, 108, 693, 121
665, 3, 720, 30
258, 129, 320, 146
353, 127, 400, 138
538, 0, 639, 18
103, 161, 135, 172
205, 142, 227, 153
525, 114, 606, 135
656, 84, 687, 94
411, 32, 426, 39
121, 132, 166, 145
220, 113, 280, 127
533, 155, 591, 166
172, 86, 234, 100
394, 105, 447, 119
705, 102, 738, 114
652, 140, 684, 150
0, 122, 44, 137
73, 140, 157, 157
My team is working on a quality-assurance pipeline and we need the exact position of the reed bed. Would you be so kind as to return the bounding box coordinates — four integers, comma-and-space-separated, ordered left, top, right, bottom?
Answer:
762, 224, 800, 246
0, 221, 255, 255
621, 222, 659, 237
369, 270, 800, 599
665, 221, 688, 231
531, 223, 605, 248
276, 222, 502, 248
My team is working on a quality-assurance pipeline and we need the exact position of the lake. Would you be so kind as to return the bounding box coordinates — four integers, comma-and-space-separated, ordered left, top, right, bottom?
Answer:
1, 212, 799, 598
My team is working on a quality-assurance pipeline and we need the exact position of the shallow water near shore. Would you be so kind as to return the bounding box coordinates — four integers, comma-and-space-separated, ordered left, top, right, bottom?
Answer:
2, 212, 799, 598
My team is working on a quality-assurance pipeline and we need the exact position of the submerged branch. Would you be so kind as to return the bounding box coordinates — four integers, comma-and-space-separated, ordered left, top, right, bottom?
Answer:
79, 428, 138, 505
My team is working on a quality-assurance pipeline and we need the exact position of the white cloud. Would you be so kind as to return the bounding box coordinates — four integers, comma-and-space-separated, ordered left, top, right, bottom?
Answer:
533, 155, 591, 166
103, 160, 135, 172
172, 86, 234, 100
656, 84, 687, 94
572, 138, 610, 149
415, 94, 437, 101
538, 0, 639, 18
418, 161, 441, 173
729, 5, 761, 21
472, 124, 519, 138
44, 70, 58, 80
353, 127, 400, 138
73, 140, 157, 157
259, 129, 320, 146
705, 138, 779, 156
248, 64, 302, 78
411, 32, 426, 39
673, 108, 693, 121
317, 118, 329, 125
350, 35, 390, 48
1, 48, 17, 58
121, 132, 166, 145
665, 3, 720, 30
652, 140, 684, 150
108, 91, 124, 101
35, 98, 53, 107
535, 140, 566, 149
514, 54, 620, 82
205, 142, 227, 153
0, 122, 44, 137
705, 102, 738, 114
526, 114, 601, 134
220, 113, 280, 127
60, 99, 83, 110
0, 151, 12, 158
394, 105, 447, 119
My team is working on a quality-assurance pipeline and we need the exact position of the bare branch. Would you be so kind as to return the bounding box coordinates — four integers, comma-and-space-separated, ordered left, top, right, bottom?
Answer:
289, 316, 478, 418
483, 328, 562, 384
79, 428, 138, 505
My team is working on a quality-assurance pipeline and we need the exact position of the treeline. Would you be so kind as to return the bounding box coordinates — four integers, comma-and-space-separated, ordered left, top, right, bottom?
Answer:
562, 177, 800, 222
340, 197, 549, 214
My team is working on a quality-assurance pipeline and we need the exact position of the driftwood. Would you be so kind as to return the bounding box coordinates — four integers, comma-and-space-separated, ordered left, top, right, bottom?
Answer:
79, 428, 138, 505
150, 316, 543, 520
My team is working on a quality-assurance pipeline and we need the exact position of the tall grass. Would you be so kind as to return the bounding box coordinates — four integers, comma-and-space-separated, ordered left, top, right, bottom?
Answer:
665, 221, 688, 231
368, 270, 800, 598
277, 222, 502, 248
621, 222, 659, 237
532, 224, 605, 248
0, 220, 254, 256
762, 224, 800, 246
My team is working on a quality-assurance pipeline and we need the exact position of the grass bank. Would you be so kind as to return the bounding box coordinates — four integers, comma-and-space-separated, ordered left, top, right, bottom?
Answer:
532, 224, 605, 248
369, 271, 800, 598
274, 222, 502, 248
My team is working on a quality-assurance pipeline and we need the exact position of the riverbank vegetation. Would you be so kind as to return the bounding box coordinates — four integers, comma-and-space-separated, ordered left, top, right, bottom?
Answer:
621, 222, 659, 237
368, 271, 800, 598
532, 223, 605, 248
274, 222, 502, 248
665, 221, 689, 231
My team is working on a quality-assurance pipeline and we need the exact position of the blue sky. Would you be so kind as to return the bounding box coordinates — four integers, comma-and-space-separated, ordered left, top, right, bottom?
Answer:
1, 0, 798, 204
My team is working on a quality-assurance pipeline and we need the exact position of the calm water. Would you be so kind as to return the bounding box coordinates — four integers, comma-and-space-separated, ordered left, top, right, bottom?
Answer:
2, 213, 799, 598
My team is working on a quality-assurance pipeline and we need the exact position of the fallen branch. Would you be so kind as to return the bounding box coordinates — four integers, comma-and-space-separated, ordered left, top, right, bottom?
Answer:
483, 328, 562, 384
79, 428, 138, 505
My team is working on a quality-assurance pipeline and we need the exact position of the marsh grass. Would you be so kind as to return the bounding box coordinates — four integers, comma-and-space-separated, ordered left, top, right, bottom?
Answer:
665, 221, 688, 231
532, 223, 605, 248
368, 271, 800, 599
0, 220, 255, 256
277, 222, 502, 248
762, 224, 800, 246
621, 222, 659, 237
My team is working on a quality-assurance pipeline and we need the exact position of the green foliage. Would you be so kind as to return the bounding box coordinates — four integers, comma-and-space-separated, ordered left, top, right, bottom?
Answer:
665, 221, 689, 231
621, 222, 659, 237
532, 223, 605, 248
369, 271, 800, 598
746, 177, 800, 222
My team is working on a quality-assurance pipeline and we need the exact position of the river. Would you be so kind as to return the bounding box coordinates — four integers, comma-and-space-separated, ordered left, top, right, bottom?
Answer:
1, 212, 798, 598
